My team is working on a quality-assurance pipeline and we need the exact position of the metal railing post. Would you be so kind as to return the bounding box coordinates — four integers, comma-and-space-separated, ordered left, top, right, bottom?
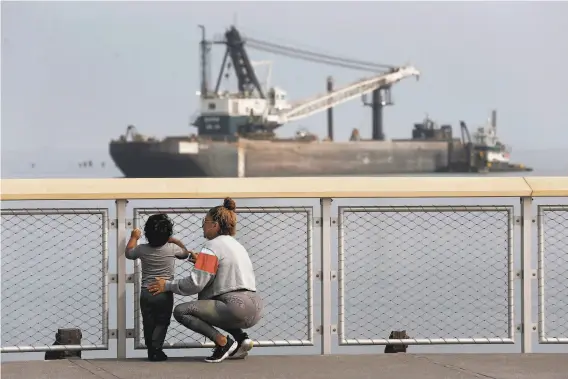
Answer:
116, 199, 128, 359
320, 198, 332, 354
520, 196, 533, 353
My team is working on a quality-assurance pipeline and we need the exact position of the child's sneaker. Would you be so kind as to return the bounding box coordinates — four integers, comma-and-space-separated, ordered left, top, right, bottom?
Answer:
153, 349, 168, 361
148, 348, 168, 361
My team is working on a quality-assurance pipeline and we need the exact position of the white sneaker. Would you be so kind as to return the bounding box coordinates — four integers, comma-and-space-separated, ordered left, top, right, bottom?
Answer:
228, 338, 254, 360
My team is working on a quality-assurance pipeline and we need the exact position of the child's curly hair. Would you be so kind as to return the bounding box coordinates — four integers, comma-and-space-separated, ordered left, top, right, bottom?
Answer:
144, 213, 173, 247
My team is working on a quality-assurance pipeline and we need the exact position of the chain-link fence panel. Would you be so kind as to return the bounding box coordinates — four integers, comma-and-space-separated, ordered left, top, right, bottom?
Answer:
132, 206, 313, 349
338, 205, 514, 345
0, 208, 109, 353
537, 205, 568, 344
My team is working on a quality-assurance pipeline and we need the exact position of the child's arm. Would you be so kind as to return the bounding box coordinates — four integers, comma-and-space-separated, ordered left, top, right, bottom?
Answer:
125, 229, 142, 260
168, 237, 191, 260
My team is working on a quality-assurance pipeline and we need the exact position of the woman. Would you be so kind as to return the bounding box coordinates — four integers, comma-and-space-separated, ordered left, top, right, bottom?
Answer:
148, 197, 263, 363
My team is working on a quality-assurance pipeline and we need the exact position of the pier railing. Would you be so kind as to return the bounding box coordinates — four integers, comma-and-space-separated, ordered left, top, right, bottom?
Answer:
1, 177, 567, 358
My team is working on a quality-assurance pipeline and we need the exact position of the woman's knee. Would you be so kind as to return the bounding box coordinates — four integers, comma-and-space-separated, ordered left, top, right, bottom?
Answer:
174, 301, 202, 321
173, 303, 189, 322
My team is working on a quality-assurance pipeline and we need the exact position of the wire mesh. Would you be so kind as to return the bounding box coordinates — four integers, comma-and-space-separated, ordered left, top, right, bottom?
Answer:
132, 206, 313, 348
0, 208, 109, 353
338, 205, 514, 345
537, 205, 568, 344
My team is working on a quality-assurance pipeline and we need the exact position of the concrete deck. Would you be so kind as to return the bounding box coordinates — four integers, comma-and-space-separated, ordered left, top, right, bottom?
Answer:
2, 354, 568, 379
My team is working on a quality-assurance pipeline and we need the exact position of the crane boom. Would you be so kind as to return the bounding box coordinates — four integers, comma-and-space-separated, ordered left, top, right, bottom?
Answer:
279, 66, 420, 124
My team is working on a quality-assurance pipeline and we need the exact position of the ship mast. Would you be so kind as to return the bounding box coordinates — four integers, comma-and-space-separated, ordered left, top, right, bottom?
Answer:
198, 25, 209, 98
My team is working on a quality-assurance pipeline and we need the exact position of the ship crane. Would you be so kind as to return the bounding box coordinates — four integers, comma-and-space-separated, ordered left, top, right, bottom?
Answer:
241, 33, 420, 125
198, 25, 420, 140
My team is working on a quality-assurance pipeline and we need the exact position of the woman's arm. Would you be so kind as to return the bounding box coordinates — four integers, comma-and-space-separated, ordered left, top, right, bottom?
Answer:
150, 247, 217, 296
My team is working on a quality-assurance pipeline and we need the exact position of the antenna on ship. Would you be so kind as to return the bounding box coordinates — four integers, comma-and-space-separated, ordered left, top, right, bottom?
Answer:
491, 109, 497, 133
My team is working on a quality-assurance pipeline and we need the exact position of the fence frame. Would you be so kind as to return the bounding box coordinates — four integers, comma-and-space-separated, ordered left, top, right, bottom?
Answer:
0, 208, 110, 353
537, 204, 568, 344
336, 205, 516, 346
130, 206, 315, 349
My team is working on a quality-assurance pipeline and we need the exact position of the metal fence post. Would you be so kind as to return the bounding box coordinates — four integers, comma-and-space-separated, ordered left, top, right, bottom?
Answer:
520, 196, 533, 353
320, 198, 332, 355
116, 199, 128, 359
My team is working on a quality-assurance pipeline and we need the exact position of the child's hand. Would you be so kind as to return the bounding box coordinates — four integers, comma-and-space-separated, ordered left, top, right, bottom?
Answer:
131, 228, 142, 240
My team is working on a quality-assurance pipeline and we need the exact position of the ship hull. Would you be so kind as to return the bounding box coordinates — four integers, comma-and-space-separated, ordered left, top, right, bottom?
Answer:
109, 139, 238, 178
110, 138, 530, 178
241, 140, 450, 176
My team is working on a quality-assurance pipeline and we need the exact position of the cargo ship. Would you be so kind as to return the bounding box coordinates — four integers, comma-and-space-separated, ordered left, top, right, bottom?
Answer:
109, 25, 531, 178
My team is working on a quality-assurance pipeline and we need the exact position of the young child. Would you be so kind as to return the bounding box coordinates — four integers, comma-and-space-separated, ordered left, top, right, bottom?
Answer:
125, 213, 191, 361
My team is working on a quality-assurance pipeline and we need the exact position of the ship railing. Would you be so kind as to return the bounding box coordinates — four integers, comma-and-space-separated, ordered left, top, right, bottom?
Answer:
1, 177, 567, 358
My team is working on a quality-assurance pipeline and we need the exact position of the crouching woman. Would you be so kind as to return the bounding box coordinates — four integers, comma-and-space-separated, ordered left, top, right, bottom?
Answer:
148, 197, 263, 363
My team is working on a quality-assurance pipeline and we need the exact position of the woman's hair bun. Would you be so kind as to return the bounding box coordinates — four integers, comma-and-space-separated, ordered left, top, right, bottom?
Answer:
223, 197, 236, 211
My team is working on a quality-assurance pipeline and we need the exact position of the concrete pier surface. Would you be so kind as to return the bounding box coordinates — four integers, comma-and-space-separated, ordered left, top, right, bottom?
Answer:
2, 354, 568, 379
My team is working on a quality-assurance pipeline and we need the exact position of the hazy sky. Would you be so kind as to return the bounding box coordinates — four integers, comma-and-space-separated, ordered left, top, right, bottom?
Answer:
2, 1, 568, 155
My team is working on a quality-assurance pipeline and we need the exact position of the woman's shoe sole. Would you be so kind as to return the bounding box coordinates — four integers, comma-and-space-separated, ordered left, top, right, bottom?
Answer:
228, 339, 254, 360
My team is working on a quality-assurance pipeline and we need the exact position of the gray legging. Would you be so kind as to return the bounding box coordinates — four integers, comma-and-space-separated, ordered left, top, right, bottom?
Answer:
173, 290, 263, 343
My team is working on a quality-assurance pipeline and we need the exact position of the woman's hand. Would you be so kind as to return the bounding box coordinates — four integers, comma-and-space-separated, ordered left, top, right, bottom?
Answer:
148, 277, 167, 295
188, 251, 199, 263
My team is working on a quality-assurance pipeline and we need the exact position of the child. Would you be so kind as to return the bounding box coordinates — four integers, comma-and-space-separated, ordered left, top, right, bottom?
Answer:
125, 213, 190, 361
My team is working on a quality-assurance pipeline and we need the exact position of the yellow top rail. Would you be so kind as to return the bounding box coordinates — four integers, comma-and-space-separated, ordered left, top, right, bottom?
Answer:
1, 177, 566, 201
524, 177, 568, 197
